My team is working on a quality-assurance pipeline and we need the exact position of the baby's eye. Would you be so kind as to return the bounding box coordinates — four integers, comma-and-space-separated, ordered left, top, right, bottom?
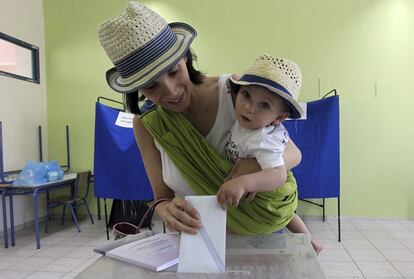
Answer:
260, 102, 271, 110
241, 90, 251, 99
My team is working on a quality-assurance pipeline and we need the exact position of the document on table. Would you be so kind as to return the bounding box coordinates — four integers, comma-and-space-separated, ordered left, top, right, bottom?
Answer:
106, 233, 180, 272
178, 195, 227, 273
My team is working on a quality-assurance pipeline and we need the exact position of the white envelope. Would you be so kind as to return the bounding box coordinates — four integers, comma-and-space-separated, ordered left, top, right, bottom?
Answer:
178, 195, 227, 273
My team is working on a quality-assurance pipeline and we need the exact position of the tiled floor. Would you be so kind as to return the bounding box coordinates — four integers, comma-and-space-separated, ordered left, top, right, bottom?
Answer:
307, 217, 414, 278
1, 216, 414, 278
0, 217, 108, 279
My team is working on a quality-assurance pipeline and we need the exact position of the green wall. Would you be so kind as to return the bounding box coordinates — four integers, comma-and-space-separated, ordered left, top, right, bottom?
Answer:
43, 0, 414, 218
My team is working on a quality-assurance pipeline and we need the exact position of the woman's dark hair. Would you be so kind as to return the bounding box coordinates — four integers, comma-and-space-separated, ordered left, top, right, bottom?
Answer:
123, 49, 205, 114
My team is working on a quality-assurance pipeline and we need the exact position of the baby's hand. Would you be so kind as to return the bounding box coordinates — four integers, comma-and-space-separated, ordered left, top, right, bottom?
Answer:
217, 178, 247, 208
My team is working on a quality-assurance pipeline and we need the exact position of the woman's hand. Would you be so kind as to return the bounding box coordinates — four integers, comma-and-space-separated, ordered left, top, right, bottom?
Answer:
155, 197, 202, 234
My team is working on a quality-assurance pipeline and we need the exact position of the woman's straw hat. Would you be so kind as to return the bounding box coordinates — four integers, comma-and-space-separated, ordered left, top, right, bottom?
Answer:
229, 54, 303, 119
98, 2, 197, 93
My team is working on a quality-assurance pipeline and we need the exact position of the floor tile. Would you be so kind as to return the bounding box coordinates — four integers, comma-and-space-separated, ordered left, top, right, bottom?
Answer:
342, 239, 375, 249
0, 270, 32, 279
369, 238, 405, 249
36, 245, 76, 257
379, 248, 414, 262
377, 221, 410, 232
318, 248, 352, 262
319, 239, 345, 249
346, 248, 386, 261
72, 256, 101, 273
334, 221, 357, 231
304, 220, 333, 231
392, 261, 414, 277
60, 272, 79, 279
319, 261, 363, 278
64, 246, 96, 258
360, 229, 393, 239
340, 230, 366, 240
356, 261, 402, 278
39, 257, 85, 273
351, 221, 382, 231
6, 256, 54, 272
6, 244, 46, 257
0, 256, 26, 270
25, 271, 65, 279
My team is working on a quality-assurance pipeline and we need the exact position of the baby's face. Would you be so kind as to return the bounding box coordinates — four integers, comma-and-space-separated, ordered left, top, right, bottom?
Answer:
235, 85, 287, 130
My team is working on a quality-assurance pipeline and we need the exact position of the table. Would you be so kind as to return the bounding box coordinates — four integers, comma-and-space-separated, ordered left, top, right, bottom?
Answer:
76, 233, 326, 279
5, 173, 77, 249
0, 183, 12, 248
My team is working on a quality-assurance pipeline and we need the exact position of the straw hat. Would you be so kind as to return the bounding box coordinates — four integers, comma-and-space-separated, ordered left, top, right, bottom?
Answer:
229, 54, 303, 119
98, 2, 197, 93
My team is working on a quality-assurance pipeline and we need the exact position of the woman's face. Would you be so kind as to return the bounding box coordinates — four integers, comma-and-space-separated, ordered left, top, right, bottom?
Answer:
140, 58, 193, 112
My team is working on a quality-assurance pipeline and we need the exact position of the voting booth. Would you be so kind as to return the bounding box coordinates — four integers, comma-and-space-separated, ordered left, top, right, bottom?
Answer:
284, 92, 341, 241
94, 98, 154, 238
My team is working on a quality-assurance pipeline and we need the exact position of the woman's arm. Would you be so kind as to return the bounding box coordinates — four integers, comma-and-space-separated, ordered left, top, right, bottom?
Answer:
283, 139, 302, 171
133, 116, 202, 234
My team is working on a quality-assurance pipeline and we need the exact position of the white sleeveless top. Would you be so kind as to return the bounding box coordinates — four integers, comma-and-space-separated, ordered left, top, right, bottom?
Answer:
154, 74, 236, 196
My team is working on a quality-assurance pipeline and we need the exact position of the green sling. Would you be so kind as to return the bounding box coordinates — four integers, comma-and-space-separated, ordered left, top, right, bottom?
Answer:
141, 106, 298, 235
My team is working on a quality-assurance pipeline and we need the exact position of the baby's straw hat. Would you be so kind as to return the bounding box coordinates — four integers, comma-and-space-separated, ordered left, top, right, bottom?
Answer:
98, 2, 197, 93
230, 54, 303, 119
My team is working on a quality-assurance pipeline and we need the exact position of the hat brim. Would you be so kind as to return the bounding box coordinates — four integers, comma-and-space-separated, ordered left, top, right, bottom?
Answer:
229, 76, 303, 119
106, 22, 196, 94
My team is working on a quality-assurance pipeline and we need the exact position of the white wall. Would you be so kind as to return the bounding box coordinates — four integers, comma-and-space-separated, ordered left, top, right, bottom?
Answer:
0, 0, 48, 232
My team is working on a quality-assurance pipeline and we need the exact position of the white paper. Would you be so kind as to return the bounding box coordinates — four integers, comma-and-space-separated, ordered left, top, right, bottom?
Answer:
178, 195, 227, 273
115, 111, 134, 128
106, 233, 180, 271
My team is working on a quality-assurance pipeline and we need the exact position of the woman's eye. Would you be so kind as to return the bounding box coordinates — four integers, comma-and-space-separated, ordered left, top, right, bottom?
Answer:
142, 82, 158, 93
169, 66, 179, 76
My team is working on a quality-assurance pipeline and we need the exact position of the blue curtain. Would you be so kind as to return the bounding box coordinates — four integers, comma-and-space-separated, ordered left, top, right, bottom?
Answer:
94, 102, 153, 200
284, 96, 340, 199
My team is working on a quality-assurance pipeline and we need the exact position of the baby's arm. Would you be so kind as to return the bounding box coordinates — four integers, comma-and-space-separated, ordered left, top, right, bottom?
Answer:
218, 125, 289, 207
217, 165, 287, 207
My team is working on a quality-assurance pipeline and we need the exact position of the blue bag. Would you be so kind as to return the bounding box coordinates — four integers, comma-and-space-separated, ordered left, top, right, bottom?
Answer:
13, 160, 64, 186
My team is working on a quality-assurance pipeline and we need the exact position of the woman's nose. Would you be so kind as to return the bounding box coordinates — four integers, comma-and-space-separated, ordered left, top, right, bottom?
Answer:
161, 79, 178, 97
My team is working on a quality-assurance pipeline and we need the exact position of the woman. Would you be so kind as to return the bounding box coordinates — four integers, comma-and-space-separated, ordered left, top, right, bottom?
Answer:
98, 2, 302, 235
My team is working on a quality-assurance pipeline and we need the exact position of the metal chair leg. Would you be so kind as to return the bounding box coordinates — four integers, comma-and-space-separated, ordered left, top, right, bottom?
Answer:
61, 205, 66, 224
84, 199, 94, 224
69, 205, 81, 232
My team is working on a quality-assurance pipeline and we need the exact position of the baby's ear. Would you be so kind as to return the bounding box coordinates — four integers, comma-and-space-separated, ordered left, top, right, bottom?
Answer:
272, 112, 290, 125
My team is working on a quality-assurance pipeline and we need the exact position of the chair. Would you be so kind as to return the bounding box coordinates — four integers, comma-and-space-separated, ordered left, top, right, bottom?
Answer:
45, 171, 94, 233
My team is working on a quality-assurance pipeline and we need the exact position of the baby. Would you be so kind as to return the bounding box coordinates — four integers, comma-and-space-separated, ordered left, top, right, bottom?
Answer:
218, 54, 322, 254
